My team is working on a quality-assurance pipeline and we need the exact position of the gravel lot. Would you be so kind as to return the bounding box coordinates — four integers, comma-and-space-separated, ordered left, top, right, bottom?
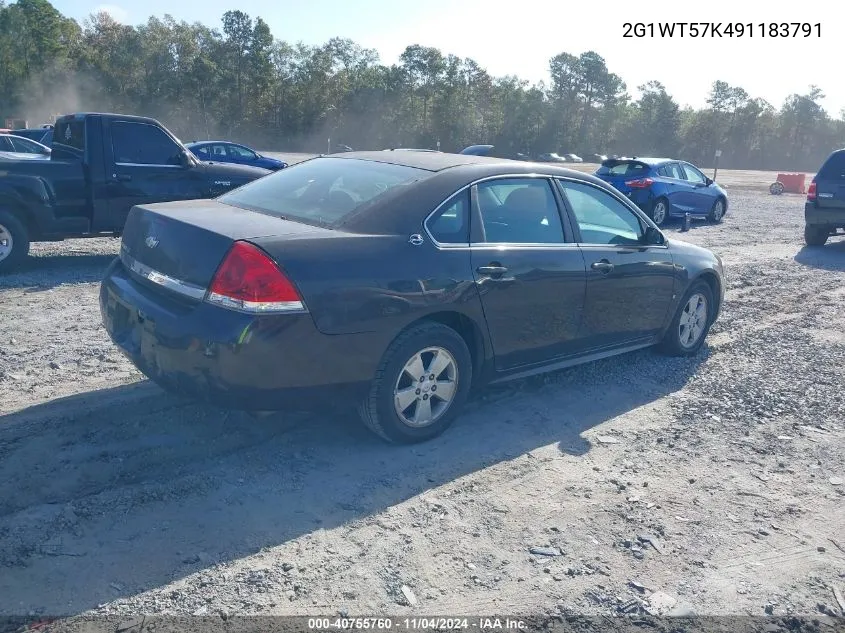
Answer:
1, 170, 844, 625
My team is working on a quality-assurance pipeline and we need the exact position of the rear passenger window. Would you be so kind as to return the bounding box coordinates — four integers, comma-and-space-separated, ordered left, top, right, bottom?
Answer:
427, 191, 469, 244
658, 164, 683, 179
475, 178, 564, 244
818, 152, 845, 180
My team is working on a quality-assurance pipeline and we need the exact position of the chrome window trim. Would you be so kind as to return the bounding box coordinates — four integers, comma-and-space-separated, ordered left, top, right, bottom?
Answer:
423, 173, 570, 249
554, 176, 669, 249
115, 162, 182, 168
120, 249, 207, 300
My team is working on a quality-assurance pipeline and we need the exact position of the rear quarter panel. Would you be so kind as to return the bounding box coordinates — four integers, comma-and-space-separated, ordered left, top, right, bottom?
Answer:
255, 232, 484, 340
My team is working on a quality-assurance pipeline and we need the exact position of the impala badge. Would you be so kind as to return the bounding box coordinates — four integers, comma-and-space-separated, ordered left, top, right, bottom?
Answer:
145, 235, 159, 249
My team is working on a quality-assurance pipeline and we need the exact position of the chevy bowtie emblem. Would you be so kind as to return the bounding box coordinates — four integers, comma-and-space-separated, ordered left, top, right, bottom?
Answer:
145, 236, 159, 248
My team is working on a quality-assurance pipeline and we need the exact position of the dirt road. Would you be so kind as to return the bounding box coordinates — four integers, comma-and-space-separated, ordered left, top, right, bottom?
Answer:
0, 179, 843, 622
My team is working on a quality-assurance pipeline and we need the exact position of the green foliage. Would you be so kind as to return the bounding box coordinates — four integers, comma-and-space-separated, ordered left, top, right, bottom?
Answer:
0, 0, 842, 169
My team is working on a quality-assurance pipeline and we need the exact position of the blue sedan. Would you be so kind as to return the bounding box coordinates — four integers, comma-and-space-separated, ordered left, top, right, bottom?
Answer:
594, 157, 728, 226
185, 141, 288, 171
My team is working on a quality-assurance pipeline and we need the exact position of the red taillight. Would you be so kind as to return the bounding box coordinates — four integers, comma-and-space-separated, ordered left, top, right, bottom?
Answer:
807, 180, 817, 201
207, 241, 305, 313
625, 177, 654, 189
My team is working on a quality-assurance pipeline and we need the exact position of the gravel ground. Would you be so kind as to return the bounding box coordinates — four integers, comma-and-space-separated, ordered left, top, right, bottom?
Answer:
1, 178, 844, 626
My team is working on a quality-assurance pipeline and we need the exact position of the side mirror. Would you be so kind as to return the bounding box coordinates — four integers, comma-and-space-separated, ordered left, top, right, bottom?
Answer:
705, 177, 714, 186
643, 226, 665, 246
179, 149, 194, 168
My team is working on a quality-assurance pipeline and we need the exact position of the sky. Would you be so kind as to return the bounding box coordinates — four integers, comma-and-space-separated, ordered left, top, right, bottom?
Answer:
51, 0, 840, 116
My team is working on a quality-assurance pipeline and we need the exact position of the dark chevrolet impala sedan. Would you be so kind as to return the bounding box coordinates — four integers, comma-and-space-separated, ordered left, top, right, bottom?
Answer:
100, 152, 725, 443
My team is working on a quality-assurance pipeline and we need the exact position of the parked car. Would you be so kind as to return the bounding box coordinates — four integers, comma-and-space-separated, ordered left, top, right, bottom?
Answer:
459, 145, 530, 161
536, 152, 567, 163
185, 141, 287, 171
0, 113, 270, 272
563, 154, 583, 163
594, 157, 728, 227
9, 127, 53, 145
0, 134, 51, 160
592, 154, 608, 162
333, 144, 354, 153
385, 148, 441, 152
804, 149, 845, 246
100, 151, 725, 444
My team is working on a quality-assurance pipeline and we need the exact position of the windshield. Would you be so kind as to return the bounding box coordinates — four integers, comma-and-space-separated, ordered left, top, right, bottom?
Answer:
218, 157, 429, 227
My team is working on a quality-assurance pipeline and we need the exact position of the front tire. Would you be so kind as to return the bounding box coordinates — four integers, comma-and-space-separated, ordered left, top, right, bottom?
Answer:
650, 198, 669, 226
659, 281, 715, 357
359, 322, 472, 444
707, 198, 726, 223
804, 224, 829, 247
0, 210, 30, 274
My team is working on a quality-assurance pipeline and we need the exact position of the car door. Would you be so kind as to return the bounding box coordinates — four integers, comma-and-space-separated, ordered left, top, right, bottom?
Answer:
556, 178, 676, 350
679, 162, 716, 214
101, 119, 208, 231
656, 162, 690, 212
469, 176, 587, 371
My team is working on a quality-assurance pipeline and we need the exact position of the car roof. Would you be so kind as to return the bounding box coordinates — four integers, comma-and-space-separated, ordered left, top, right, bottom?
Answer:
333, 150, 527, 172
186, 140, 243, 146
3, 134, 49, 147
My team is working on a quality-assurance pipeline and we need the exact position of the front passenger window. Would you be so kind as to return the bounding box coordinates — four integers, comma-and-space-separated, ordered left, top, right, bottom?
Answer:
681, 163, 706, 184
558, 180, 644, 246
112, 121, 182, 166
475, 178, 564, 244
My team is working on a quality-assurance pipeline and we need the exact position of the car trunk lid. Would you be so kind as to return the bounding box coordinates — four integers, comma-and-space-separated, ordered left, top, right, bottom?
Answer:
814, 152, 845, 209
120, 199, 331, 297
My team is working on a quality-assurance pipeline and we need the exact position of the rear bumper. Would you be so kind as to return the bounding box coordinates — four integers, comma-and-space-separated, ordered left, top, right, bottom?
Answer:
805, 203, 845, 227
99, 258, 379, 411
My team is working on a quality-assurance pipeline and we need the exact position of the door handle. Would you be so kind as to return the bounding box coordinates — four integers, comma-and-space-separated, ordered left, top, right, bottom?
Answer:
112, 173, 132, 182
591, 260, 614, 273
476, 265, 508, 276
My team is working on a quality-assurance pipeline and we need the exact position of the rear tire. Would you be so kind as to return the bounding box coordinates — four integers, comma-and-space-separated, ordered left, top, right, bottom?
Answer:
359, 322, 472, 444
0, 210, 30, 274
804, 224, 829, 247
650, 198, 669, 226
659, 281, 714, 357
707, 198, 726, 223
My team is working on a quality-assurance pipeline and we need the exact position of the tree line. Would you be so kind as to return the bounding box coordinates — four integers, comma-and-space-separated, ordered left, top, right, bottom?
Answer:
1, 0, 843, 171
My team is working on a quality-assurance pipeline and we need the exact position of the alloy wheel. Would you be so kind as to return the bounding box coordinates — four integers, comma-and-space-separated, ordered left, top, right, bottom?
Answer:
678, 293, 708, 349
393, 346, 459, 428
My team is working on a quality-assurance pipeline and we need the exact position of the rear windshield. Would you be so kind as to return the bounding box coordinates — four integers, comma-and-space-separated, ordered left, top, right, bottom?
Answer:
818, 151, 845, 181
598, 160, 649, 177
53, 119, 85, 151
218, 157, 429, 227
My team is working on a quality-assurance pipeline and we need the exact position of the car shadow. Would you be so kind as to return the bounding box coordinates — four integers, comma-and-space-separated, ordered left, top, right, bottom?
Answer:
794, 240, 845, 272
0, 345, 709, 615
0, 253, 116, 291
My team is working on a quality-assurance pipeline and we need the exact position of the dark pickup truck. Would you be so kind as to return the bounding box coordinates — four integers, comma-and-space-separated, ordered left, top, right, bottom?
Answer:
0, 112, 270, 272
